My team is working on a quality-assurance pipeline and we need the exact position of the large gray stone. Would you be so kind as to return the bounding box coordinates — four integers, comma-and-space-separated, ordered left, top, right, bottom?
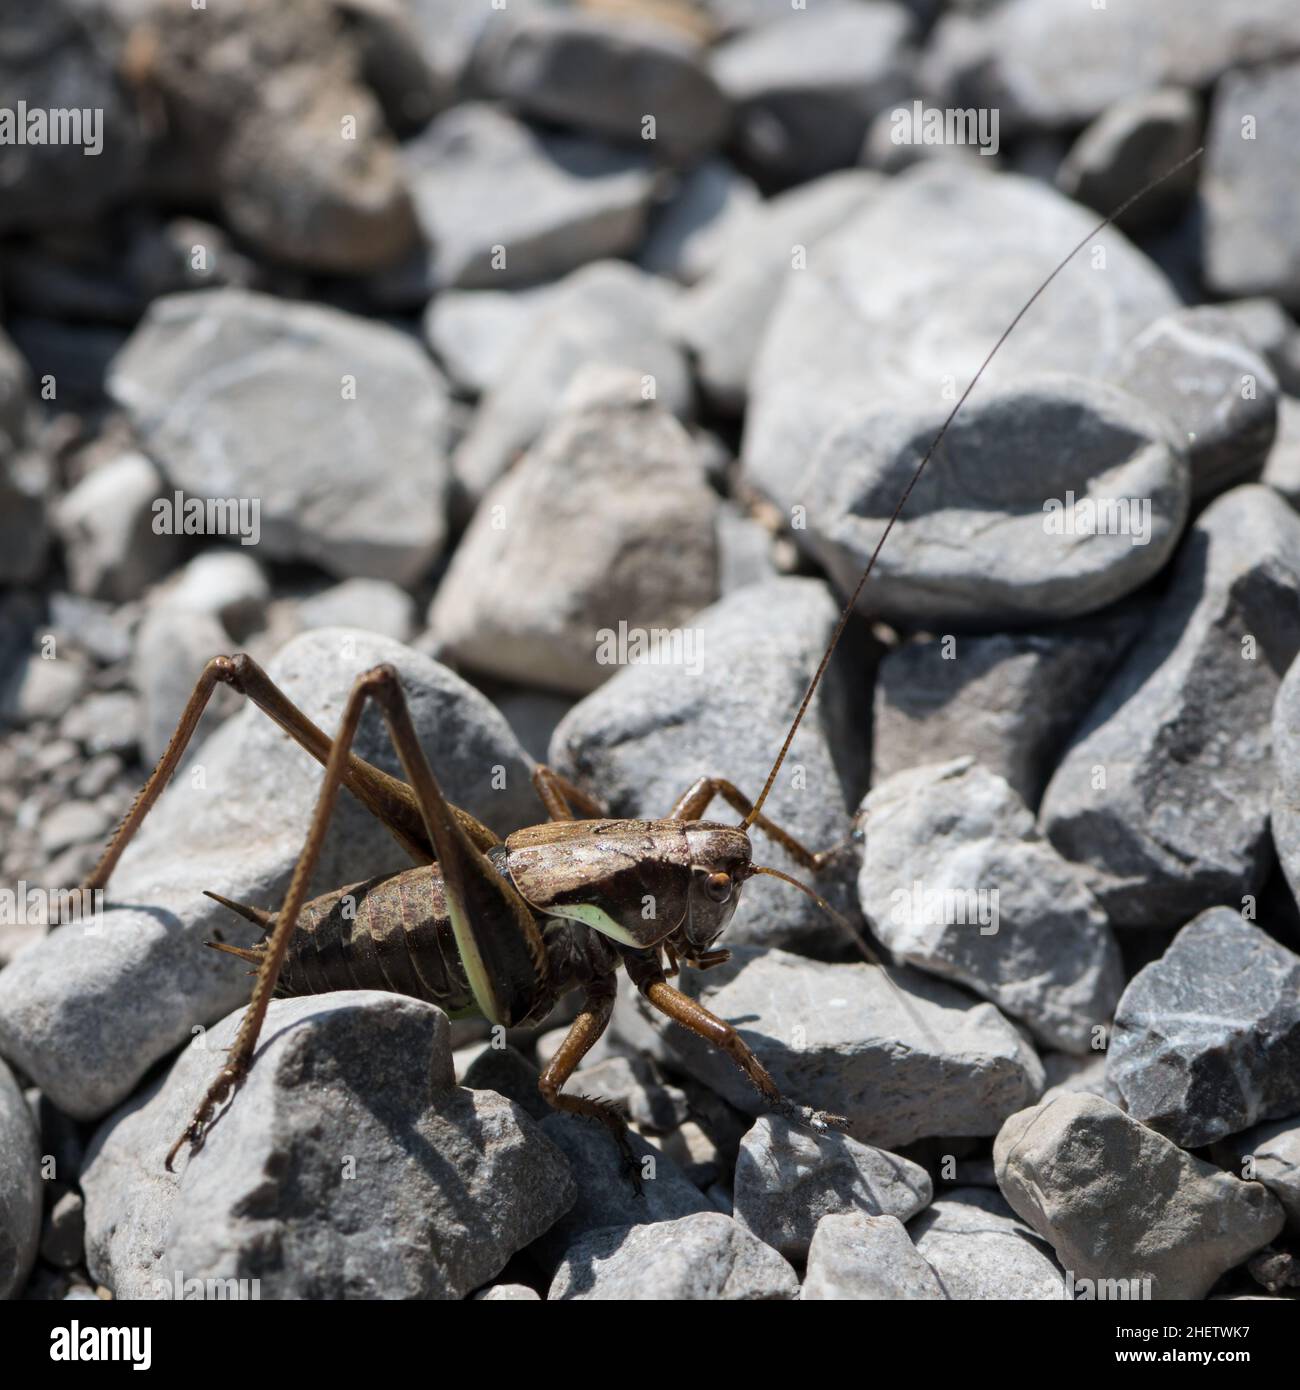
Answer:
710, 1, 914, 185
732, 1115, 931, 1260
0, 630, 537, 1119
1204, 60, 1300, 308
923, 0, 1300, 136
1274, 652, 1300, 904
801, 374, 1188, 627
476, 9, 729, 164
432, 372, 717, 694
1107, 909, 1300, 1148
452, 260, 691, 503
550, 577, 873, 950
0, 1056, 41, 1299
620, 946, 1044, 1149
872, 618, 1138, 808
549, 1211, 798, 1300
742, 163, 1178, 523
859, 759, 1123, 1054
1212, 1117, 1300, 1233
81, 992, 575, 1298
909, 1186, 1066, 1300
1041, 486, 1300, 927
995, 1093, 1284, 1300
802, 1212, 947, 1300
403, 103, 655, 290
108, 289, 453, 585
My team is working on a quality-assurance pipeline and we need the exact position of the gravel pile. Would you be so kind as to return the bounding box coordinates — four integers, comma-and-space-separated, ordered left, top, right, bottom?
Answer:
2, 0, 1299, 1302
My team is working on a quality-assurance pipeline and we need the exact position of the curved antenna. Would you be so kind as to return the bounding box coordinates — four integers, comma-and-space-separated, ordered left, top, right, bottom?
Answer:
743, 146, 1205, 829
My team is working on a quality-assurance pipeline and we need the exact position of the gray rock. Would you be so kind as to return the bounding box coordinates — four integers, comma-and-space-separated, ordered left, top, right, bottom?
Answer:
0, 630, 537, 1119
109, 289, 453, 585
910, 1186, 1067, 1300
475, 1282, 542, 1301
620, 946, 1043, 1148
872, 618, 1137, 808
131, 602, 232, 766
1214, 300, 1300, 398
995, 1093, 1284, 1300
923, 0, 1300, 136
476, 10, 729, 164
0, 1056, 41, 1299
0, 449, 52, 585
1056, 88, 1201, 226
1041, 486, 1300, 927
549, 1211, 797, 1300
433, 376, 717, 695
54, 452, 181, 603
534, 1111, 709, 1264
1263, 395, 1300, 506
0, 0, 143, 233
1204, 60, 1300, 308
859, 759, 1122, 1054
39, 802, 113, 858
802, 1212, 948, 1300
1107, 306, 1279, 502
550, 577, 872, 950
1107, 909, 1300, 1149
710, 2, 914, 185
743, 163, 1178, 522
717, 505, 778, 595
1274, 652, 1300, 902
422, 281, 560, 397
452, 260, 691, 504
40, 1189, 85, 1270
639, 160, 761, 284
403, 103, 655, 291
81, 992, 574, 1298
568, 1055, 689, 1134
296, 579, 417, 645
5, 652, 90, 728
669, 170, 882, 412
164, 552, 270, 636
1041, 1051, 1110, 1106
120, 0, 415, 272
461, 1044, 548, 1122
1212, 1117, 1300, 1233
733, 1115, 931, 1260
802, 374, 1188, 628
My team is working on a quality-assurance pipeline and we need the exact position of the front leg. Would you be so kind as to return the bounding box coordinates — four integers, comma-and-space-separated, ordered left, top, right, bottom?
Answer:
623, 953, 846, 1135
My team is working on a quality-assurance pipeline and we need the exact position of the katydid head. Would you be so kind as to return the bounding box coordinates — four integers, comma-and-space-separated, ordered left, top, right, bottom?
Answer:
679, 824, 753, 956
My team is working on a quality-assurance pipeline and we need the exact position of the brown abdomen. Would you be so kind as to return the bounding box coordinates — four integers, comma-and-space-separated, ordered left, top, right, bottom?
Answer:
278, 865, 477, 1015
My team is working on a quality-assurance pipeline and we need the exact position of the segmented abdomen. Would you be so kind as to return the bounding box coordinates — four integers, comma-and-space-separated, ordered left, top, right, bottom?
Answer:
278, 865, 477, 1015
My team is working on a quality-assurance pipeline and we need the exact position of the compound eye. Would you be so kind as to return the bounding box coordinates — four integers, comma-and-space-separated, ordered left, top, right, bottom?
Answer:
705, 872, 732, 904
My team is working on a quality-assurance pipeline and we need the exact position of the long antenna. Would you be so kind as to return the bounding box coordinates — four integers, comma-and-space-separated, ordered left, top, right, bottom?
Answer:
743, 146, 1205, 829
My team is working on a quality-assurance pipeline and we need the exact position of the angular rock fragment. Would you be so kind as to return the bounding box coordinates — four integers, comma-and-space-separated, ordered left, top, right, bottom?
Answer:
859, 759, 1123, 1053
108, 289, 454, 585
995, 1093, 1284, 1300
82, 993, 575, 1299
802, 1212, 947, 1300
1213, 1117, 1300, 1233
549, 1211, 798, 1300
1107, 909, 1300, 1147
1042, 486, 1300, 927
0, 1057, 41, 1299
618, 946, 1044, 1148
432, 372, 717, 694
910, 1187, 1066, 1300
732, 1115, 931, 1260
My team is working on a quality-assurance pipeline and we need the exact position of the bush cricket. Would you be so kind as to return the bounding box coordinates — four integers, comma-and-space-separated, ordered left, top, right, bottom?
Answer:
81, 149, 1204, 1177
